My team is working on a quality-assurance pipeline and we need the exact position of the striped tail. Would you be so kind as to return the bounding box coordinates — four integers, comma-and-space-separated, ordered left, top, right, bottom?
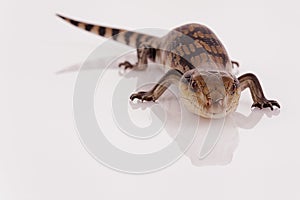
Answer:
56, 14, 157, 48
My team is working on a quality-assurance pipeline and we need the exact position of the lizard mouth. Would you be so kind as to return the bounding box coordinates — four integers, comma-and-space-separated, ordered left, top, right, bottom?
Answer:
180, 96, 228, 118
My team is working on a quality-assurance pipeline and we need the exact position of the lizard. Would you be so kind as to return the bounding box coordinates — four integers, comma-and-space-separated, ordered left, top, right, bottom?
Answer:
57, 14, 280, 119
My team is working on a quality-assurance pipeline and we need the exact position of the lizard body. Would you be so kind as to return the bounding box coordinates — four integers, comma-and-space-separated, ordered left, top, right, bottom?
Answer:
57, 14, 280, 118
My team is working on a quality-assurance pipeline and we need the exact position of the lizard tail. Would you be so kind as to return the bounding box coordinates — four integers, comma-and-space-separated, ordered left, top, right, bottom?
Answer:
56, 14, 157, 48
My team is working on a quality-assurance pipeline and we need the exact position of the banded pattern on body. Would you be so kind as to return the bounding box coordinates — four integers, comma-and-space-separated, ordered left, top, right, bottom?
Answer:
158, 23, 232, 73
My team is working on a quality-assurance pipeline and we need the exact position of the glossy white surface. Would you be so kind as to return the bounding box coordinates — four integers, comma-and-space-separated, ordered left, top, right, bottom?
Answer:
1, 0, 299, 199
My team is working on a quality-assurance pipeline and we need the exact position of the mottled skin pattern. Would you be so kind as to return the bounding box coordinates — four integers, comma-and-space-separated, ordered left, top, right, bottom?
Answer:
57, 14, 280, 118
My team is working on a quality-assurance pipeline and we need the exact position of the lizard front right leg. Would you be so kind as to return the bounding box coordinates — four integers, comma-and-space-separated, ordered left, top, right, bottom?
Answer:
119, 44, 152, 70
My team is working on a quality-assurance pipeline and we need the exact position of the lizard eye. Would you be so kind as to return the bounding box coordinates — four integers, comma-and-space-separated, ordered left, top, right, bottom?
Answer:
230, 83, 237, 95
190, 80, 198, 90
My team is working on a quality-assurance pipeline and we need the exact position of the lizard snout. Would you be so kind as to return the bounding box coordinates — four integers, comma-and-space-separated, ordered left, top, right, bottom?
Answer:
207, 93, 226, 114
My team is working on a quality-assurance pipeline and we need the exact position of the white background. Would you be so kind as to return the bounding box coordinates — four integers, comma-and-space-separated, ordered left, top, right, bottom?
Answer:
1, 0, 300, 199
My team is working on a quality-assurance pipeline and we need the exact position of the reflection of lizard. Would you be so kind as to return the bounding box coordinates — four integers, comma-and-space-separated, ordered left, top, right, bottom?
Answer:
57, 14, 280, 118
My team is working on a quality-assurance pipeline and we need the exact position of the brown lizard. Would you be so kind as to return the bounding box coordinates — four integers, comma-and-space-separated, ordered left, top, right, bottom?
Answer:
57, 14, 280, 118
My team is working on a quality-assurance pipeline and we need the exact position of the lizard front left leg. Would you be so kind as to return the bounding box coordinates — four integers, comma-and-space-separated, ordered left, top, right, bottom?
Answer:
119, 44, 152, 70
238, 73, 280, 110
130, 69, 183, 102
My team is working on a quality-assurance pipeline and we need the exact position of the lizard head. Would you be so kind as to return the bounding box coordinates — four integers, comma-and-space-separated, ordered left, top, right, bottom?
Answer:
179, 69, 241, 118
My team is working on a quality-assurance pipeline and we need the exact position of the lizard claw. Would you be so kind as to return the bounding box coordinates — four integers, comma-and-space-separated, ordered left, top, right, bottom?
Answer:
231, 61, 239, 68
251, 99, 280, 111
130, 91, 156, 102
119, 61, 136, 70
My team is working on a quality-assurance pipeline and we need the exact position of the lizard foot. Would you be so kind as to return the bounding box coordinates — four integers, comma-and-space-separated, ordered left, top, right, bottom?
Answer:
119, 61, 136, 70
251, 99, 280, 110
130, 91, 156, 102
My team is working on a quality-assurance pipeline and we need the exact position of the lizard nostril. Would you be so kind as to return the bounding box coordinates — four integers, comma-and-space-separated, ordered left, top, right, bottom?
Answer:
214, 98, 224, 106
219, 99, 224, 106
206, 98, 212, 106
